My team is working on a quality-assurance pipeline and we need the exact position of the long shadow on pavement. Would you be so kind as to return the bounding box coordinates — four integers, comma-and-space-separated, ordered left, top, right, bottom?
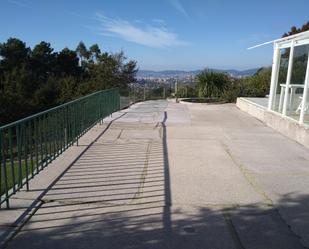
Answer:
2, 108, 309, 249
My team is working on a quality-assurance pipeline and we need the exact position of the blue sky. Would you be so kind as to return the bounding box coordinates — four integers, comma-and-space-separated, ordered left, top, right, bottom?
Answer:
1, 0, 309, 70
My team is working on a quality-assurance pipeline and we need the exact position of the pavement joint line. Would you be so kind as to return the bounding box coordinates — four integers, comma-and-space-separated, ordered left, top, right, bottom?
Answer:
116, 129, 123, 140
270, 208, 308, 249
131, 142, 153, 204
36, 199, 165, 214
222, 211, 246, 249
221, 141, 308, 248
10, 196, 38, 201
40, 198, 131, 207
220, 141, 273, 206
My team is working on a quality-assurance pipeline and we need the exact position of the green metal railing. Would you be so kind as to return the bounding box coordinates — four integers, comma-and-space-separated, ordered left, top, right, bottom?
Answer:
0, 88, 120, 208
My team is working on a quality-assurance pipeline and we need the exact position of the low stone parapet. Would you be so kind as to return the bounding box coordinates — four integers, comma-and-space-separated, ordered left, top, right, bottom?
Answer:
237, 97, 309, 149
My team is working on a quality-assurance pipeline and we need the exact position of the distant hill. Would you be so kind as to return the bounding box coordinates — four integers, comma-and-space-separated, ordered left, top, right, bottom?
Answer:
137, 68, 260, 78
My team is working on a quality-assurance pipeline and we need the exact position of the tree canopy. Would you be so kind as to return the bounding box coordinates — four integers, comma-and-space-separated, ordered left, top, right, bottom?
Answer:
282, 21, 309, 37
0, 38, 137, 125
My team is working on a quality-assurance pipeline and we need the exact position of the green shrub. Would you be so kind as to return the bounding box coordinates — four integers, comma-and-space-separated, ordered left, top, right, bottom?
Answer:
221, 67, 271, 102
196, 70, 230, 98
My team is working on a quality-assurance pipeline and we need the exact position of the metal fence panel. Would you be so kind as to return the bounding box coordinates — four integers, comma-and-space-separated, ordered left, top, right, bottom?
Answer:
0, 88, 120, 208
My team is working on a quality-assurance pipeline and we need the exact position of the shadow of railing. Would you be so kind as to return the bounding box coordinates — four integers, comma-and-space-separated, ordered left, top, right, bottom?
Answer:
3, 101, 309, 249
2, 105, 174, 249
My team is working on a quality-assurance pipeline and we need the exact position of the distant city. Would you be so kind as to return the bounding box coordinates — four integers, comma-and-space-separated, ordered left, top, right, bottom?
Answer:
135, 68, 260, 88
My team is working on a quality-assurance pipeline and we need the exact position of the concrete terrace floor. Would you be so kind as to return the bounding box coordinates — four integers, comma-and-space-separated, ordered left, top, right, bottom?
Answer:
3, 100, 309, 249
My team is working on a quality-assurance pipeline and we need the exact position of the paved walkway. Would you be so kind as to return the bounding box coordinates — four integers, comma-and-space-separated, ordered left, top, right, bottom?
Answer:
2, 100, 309, 249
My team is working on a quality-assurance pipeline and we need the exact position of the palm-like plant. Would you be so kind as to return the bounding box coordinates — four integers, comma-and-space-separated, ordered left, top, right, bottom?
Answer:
196, 70, 230, 98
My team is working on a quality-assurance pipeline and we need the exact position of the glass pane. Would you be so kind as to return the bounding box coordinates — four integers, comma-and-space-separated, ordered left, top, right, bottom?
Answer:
286, 44, 309, 121
272, 48, 290, 112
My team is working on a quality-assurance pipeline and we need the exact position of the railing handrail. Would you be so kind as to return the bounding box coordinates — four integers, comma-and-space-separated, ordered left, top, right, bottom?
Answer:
0, 88, 118, 130
0, 87, 120, 208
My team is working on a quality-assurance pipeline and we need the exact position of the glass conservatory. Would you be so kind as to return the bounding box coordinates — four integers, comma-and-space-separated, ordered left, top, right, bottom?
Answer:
266, 31, 309, 125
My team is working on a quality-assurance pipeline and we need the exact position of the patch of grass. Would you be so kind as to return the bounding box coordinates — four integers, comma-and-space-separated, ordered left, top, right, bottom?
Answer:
1, 161, 29, 196
1, 141, 69, 198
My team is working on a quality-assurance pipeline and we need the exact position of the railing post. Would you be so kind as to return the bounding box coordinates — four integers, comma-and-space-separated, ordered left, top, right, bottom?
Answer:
29, 122, 34, 179
117, 88, 120, 110
34, 118, 39, 174
23, 123, 29, 191
16, 125, 22, 187
0, 130, 10, 208
8, 128, 15, 193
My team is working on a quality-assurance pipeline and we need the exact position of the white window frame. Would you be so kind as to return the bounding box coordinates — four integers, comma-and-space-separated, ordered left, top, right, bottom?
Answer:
268, 33, 309, 124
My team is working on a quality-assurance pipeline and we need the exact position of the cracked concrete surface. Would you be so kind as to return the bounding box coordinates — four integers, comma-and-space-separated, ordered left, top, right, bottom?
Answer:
1, 100, 309, 249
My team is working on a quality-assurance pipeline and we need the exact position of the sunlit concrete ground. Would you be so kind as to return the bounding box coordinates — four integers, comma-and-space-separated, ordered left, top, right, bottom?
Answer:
3, 100, 309, 249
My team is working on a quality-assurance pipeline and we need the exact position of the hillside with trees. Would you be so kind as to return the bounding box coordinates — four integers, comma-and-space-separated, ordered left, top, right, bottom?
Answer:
0, 39, 137, 126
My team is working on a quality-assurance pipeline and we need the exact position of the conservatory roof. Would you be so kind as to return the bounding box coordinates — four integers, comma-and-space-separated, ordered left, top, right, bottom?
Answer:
248, 30, 309, 50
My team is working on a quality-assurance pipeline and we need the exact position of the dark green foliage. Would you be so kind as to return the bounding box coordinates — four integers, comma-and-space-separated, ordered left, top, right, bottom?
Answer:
196, 70, 230, 98
282, 21, 309, 37
0, 38, 137, 125
0, 38, 29, 70
184, 69, 271, 103
221, 68, 271, 102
